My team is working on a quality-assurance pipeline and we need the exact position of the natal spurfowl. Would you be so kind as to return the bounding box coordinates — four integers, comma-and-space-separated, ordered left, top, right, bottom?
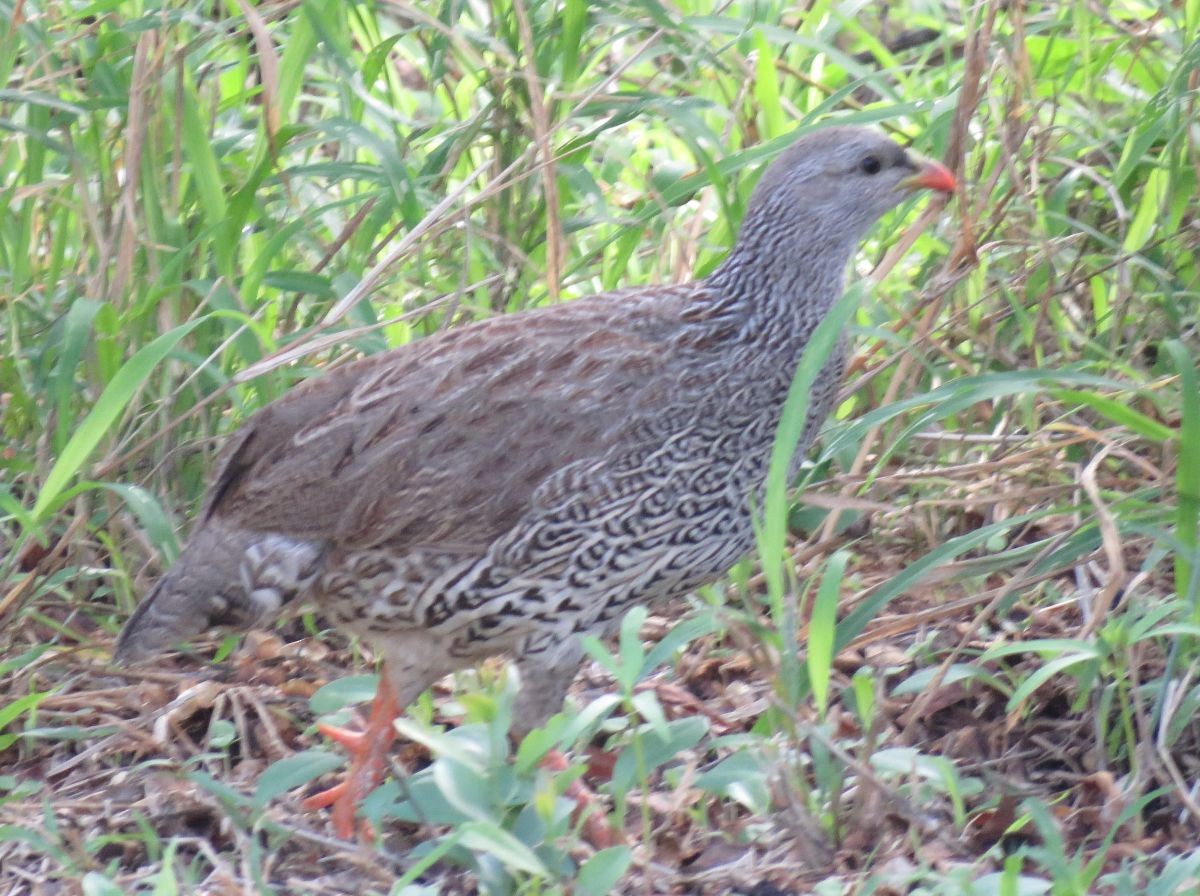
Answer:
116, 125, 955, 838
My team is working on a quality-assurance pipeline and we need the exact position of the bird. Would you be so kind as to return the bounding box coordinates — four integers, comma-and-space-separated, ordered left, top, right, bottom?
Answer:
115, 124, 955, 839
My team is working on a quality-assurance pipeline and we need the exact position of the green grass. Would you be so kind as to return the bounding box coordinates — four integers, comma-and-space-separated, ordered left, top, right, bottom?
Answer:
2, 0, 1199, 893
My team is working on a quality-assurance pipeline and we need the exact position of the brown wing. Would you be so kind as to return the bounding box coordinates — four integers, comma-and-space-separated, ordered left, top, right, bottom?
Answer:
201, 293, 685, 556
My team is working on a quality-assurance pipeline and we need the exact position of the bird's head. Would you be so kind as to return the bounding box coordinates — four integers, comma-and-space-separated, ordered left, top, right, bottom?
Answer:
745, 125, 956, 246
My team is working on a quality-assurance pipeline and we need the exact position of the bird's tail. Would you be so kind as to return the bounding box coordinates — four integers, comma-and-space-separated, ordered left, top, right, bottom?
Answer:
114, 523, 326, 663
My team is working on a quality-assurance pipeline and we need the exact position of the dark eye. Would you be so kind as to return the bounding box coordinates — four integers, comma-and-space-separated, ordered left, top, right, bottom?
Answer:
860, 155, 882, 175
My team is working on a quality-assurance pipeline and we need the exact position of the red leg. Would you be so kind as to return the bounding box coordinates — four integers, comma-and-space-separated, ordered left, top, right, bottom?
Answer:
541, 749, 621, 848
303, 675, 400, 839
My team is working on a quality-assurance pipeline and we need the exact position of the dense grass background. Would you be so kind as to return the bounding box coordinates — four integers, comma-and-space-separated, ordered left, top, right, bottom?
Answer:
1, 0, 1199, 893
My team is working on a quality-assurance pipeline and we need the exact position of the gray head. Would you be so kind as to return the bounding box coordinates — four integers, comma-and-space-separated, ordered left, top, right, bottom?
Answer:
744, 125, 955, 247
707, 125, 955, 308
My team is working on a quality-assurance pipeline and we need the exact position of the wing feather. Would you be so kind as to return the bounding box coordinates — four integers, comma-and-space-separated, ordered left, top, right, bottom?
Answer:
201, 294, 684, 555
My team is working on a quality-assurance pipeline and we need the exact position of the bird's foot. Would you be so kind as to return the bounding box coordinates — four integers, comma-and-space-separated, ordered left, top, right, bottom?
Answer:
541, 748, 622, 849
303, 676, 400, 840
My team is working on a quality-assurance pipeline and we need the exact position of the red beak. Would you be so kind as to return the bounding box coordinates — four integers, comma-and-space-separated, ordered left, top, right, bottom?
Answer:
901, 155, 956, 194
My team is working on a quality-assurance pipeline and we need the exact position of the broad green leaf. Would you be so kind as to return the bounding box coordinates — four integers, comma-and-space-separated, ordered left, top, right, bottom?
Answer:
310, 675, 380, 715
253, 750, 343, 808
611, 716, 707, 793
457, 820, 548, 876
431, 758, 494, 823
80, 873, 124, 896
391, 719, 490, 773
577, 846, 634, 896
694, 751, 771, 812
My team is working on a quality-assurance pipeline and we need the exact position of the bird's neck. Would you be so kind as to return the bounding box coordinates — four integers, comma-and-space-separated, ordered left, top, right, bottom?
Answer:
701, 206, 859, 352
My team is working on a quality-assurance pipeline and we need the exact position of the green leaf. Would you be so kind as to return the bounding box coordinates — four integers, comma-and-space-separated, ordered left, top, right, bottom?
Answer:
980, 638, 1100, 661
577, 846, 633, 896
178, 72, 227, 229
81, 873, 124, 896
643, 610, 720, 674
50, 298, 102, 452
807, 550, 847, 718
207, 719, 237, 750
753, 30, 784, 139
0, 692, 49, 752
391, 719, 490, 773
694, 751, 771, 812
309, 675, 379, 715
94, 483, 180, 562
276, 8, 317, 114
761, 286, 862, 615
837, 512, 1048, 650
151, 840, 180, 896
556, 693, 623, 753
581, 635, 619, 677
617, 604, 649, 690
1050, 389, 1173, 442
1123, 163, 1167, 254
361, 34, 403, 88
431, 757, 494, 823
1006, 652, 1100, 715
1164, 341, 1200, 609
630, 690, 669, 740
389, 833, 464, 892
611, 716, 707, 793
32, 318, 209, 520
559, 0, 588, 85
253, 750, 343, 808
892, 663, 1008, 698
457, 820, 549, 876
